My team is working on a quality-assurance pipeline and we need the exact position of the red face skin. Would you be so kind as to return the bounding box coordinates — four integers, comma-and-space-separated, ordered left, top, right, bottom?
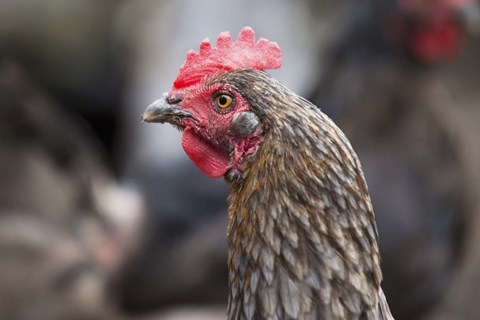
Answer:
167, 80, 260, 178
144, 28, 280, 178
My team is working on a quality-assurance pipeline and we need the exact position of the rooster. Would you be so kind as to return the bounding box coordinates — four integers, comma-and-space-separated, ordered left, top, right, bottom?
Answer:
142, 27, 394, 320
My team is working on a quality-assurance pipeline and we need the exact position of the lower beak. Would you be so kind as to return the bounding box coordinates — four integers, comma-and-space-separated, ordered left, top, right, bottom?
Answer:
141, 98, 195, 124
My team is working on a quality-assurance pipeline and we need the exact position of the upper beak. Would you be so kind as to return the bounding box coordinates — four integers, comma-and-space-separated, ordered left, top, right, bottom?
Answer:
141, 98, 195, 125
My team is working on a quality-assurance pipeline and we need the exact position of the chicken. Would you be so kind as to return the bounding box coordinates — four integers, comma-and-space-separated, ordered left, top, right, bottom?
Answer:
0, 62, 125, 320
142, 27, 394, 320
307, 1, 477, 318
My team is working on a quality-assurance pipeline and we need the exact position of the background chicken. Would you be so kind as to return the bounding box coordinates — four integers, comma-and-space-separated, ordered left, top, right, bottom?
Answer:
0, 62, 129, 320
308, 0, 480, 319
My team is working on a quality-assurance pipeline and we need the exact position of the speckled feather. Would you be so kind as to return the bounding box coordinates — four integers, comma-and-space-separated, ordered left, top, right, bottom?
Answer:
208, 70, 394, 320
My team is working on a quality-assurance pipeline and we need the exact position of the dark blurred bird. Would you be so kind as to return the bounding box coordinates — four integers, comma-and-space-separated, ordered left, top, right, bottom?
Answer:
0, 62, 127, 320
308, 0, 477, 318
142, 27, 393, 320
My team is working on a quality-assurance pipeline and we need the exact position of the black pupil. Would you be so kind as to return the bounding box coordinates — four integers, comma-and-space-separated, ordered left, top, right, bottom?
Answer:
219, 95, 229, 106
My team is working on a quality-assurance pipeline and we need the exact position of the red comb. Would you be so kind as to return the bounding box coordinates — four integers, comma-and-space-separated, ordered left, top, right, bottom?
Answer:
172, 27, 282, 90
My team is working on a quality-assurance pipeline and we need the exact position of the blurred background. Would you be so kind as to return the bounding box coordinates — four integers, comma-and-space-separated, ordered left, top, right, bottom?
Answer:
1, 0, 480, 319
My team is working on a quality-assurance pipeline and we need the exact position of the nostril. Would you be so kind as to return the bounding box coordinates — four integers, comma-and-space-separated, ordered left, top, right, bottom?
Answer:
166, 96, 182, 105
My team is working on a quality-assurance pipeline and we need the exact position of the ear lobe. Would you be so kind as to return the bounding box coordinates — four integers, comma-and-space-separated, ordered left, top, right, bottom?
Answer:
229, 112, 260, 138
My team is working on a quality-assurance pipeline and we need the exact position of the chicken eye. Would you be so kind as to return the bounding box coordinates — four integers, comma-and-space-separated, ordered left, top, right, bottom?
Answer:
215, 94, 233, 110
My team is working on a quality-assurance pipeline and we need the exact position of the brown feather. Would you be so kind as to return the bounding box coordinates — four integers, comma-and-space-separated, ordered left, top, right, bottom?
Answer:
212, 70, 395, 320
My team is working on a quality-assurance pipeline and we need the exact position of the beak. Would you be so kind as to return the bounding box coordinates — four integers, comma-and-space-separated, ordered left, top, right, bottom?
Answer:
141, 98, 195, 125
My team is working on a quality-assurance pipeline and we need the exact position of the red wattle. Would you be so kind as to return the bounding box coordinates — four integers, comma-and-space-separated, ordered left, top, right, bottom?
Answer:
181, 127, 231, 178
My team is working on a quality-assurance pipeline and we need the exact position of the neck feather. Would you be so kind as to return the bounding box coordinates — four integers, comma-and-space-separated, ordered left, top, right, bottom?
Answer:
226, 95, 384, 319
